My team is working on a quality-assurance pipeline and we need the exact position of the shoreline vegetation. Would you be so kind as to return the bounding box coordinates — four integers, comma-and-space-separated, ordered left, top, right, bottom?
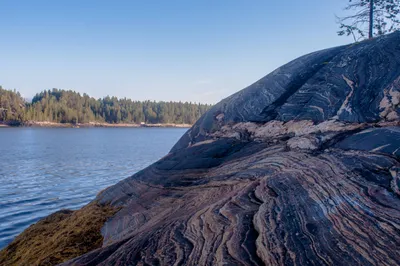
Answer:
0, 87, 212, 126
0, 202, 120, 266
0, 121, 192, 128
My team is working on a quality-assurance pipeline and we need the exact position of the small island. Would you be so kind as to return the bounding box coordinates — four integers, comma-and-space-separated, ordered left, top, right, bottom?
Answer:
0, 88, 211, 127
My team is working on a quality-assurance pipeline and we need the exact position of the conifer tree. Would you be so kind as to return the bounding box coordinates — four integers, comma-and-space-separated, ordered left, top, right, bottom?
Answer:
337, 0, 400, 41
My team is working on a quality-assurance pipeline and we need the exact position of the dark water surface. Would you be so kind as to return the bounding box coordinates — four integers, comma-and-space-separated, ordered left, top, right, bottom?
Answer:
0, 127, 187, 249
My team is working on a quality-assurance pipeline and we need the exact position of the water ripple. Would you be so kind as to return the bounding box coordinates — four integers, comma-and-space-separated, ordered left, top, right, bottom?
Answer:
0, 127, 186, 249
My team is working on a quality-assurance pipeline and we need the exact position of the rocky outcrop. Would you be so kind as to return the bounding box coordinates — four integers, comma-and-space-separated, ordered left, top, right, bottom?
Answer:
172, 32, 400, 151
2, 32, 400, 266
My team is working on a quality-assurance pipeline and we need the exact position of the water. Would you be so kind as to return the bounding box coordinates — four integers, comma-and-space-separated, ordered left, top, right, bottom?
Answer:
0, 127, 187, 249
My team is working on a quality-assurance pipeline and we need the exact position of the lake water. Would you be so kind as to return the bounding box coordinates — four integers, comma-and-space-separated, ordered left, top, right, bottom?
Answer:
0, 127, 187, 249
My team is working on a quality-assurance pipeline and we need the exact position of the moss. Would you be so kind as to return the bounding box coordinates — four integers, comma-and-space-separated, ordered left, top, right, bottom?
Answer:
0, 202, 119, 266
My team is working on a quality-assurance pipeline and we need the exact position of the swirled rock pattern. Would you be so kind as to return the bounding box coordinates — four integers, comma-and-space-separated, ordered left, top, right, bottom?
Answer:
63, 140, 400, 266
3, 33, 400, 266
172, 32, 400, 152
59, 32, 400, 266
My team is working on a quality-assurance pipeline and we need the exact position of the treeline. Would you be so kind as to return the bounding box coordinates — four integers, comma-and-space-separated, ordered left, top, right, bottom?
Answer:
0, 87, 212, 125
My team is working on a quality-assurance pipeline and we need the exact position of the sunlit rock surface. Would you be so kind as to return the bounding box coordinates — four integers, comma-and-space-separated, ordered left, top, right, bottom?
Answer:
6, 33, 400, 266
59, 32, 400, 266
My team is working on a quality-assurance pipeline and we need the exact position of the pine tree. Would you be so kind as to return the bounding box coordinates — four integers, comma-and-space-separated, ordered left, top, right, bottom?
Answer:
337, 0, 400, 41
0, 87, 212, 125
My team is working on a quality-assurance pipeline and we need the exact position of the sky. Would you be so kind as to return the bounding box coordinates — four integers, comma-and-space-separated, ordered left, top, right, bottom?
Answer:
0, 0, 353, 104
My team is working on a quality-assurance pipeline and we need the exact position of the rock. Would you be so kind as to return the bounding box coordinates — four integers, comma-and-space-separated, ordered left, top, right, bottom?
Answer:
172, 32, 400, 151
336, 127, 400, 156
287, 136, 319, 150
2, 32, 400, 266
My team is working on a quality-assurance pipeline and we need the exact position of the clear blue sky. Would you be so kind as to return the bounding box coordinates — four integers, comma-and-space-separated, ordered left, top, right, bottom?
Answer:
0, 0, 352, 104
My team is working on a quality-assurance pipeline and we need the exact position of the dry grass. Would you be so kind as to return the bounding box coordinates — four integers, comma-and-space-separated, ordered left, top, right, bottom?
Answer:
0, 202, 119, 266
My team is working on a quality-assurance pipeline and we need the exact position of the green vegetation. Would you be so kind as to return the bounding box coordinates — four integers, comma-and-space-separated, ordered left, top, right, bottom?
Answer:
0, 87, 212, 126
0, 88, 26, 125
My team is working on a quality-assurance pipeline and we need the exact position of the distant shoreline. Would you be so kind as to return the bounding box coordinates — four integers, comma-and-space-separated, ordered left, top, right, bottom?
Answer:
0, 121, 192, 128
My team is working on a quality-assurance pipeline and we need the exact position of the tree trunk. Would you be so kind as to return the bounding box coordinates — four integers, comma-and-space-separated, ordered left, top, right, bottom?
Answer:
369, 0, 374, 38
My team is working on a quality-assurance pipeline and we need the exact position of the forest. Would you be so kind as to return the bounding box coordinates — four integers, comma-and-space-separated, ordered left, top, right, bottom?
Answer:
0, 87, 212, 126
